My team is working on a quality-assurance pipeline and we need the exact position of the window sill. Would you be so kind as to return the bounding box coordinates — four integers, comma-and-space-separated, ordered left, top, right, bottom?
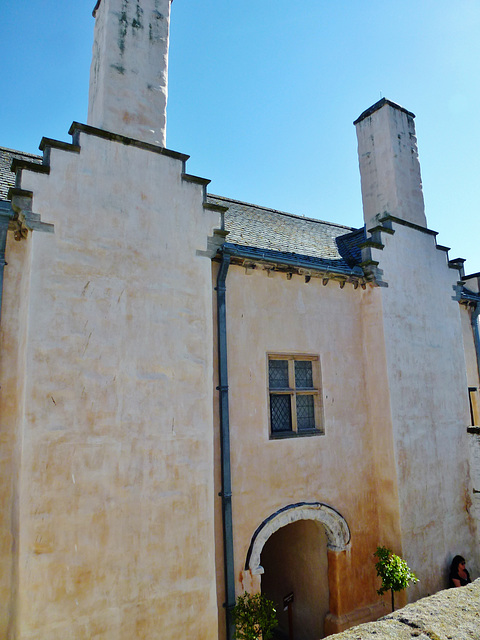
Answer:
270, 429, 324, 440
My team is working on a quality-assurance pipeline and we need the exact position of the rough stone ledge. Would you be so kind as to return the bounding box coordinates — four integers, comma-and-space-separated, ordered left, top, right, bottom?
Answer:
68, 122, 189, 164
378, 213, 438, 237
325, 578, 480, 639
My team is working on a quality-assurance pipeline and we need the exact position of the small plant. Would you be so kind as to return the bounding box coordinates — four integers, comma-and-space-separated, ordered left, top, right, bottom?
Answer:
374, 545, 419, 612
232, 591, 278, 640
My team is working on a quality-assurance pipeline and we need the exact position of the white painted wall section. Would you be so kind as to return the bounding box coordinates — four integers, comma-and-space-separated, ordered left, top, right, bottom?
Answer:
7, 130, 221, 639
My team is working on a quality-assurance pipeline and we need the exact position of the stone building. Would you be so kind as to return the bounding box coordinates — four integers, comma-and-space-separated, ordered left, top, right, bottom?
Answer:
0, 1, 479, 639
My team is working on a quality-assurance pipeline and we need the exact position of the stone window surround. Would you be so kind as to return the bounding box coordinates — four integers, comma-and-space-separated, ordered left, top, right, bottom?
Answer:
469, 387, 479, 426
268, 353, 323, 438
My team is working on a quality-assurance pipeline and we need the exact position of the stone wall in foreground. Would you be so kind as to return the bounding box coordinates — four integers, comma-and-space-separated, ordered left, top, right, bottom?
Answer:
326, 579, 480, 639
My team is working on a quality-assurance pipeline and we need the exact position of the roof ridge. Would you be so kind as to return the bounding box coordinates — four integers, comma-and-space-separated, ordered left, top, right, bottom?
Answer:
208, 194, 355, 231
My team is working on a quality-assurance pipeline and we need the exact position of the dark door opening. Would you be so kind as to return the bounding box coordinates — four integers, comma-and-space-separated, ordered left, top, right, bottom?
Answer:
260, 519, 329, 640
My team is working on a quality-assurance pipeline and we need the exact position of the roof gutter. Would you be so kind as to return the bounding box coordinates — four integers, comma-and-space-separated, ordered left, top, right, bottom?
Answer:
221, 243, 364, 278
216, 252, 236, 640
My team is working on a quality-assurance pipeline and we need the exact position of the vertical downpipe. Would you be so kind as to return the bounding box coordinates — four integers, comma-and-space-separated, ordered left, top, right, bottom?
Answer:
216, 252, 235, 640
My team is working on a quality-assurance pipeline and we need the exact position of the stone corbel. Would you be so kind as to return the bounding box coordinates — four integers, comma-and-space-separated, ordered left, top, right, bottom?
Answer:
261, 263, 276, 274
8, 188, 54, 240
197, 228, 229, 259
359, 252, 387, 287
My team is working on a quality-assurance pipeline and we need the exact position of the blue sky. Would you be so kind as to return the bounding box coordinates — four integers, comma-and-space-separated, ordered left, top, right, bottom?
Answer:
1, 1, 479, 272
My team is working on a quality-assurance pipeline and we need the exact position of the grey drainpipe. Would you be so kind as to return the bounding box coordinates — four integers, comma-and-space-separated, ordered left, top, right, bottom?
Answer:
0, 203, 13, 323
216, 251, 235, 640
471, 304, 480, 383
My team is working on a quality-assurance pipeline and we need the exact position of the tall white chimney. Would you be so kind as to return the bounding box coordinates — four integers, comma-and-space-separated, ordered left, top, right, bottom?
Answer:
354, 99, 427, 230
88, 0, 172, 147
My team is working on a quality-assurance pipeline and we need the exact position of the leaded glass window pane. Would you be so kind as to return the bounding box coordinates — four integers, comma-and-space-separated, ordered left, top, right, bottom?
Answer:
295, 360, 313, 389
270, 394, 292, 432
269, 360, 289, 389
296, 395, 315, 431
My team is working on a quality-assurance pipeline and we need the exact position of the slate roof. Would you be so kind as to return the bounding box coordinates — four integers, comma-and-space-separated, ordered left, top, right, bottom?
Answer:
0, 147, 42, 201
207, 195, 365, 272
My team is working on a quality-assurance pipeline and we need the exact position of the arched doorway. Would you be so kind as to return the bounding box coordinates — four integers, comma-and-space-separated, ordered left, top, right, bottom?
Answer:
261, 519, 328, 639
245, 502, 350, 640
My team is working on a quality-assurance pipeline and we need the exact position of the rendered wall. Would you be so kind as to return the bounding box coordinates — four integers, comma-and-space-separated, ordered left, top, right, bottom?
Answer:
355, 100, 479, 596
359, 287, 403, 558
0, 234, 33, 639
217, 264, 400, 634
1, 130, 220, 639
366, 224, 478, 597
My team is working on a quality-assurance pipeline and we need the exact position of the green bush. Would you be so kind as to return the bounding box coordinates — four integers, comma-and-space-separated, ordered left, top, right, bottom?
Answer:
232, 592, 278, 640
374, 545, 419, 611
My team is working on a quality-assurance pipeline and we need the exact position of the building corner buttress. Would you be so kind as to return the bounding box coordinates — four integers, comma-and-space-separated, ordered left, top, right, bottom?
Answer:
88, 0, 173, 147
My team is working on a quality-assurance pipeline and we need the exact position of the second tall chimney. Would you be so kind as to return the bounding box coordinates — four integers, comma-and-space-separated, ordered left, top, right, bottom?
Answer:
88, 0, 172, 147
354, 99, 427, 230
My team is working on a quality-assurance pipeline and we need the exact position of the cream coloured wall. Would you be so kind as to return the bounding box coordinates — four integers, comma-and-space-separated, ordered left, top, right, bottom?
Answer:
0, 233, 33, 639
366, 223, 478, 598
1, 130, 220, 639
355, 98, 479, 598
219, 263, 398, 632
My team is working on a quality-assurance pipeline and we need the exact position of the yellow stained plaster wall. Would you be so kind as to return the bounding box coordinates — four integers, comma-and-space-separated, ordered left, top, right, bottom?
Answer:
217, 264, 401, 629
0, 233, 33, 639
2, 132, 220, 639
359, 287, 402, 561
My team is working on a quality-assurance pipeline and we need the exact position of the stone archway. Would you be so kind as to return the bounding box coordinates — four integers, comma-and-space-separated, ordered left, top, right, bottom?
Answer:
245, 502, 350, 576
243, 502, 351, 639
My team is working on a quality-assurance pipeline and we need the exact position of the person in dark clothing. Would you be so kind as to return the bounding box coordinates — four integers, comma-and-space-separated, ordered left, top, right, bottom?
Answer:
449, 555, 471, 588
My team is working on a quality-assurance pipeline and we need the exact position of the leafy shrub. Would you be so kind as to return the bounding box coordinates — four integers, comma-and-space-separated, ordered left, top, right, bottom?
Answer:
232, 591, 278, 640
374, 545, 419, 611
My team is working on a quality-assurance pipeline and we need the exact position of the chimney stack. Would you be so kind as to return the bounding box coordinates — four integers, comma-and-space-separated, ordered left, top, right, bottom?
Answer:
354, 99, 427, 230
88, 0, 172, 147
